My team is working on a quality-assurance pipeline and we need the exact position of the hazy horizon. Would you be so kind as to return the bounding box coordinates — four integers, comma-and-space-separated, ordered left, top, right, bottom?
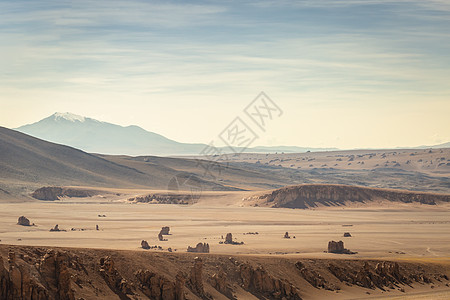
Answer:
1, 0, 449, 149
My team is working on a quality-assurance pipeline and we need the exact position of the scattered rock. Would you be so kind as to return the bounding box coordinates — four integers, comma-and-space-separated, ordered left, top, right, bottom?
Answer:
17, 216, 32, 226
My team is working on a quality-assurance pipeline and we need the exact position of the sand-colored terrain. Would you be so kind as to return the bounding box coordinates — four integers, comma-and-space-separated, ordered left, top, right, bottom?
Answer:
1, 193, 449, 259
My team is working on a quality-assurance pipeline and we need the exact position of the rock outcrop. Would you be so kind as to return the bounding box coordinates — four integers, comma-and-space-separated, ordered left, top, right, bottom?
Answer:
135, 269, 185, 300
239, 262, 302, 299
223, 233, 243, 245
225, 233, 233, 244
17, 216, 31, 226
31, 187, 100, 201
328, 241, 355, 254
210, 270, 235, 299
327, 261, 425, 290
160, 227, 170, 235
49, 225, 63, 232
245, 184, 450, 209
187, 243, 210, 253
188, 257, 210, 299
0, 249, 76, 300
99, 256, 132, 297
295, 261, 331, 290
158, 231, 167, 241
1, 245, 448, 300
141, 240, 150, 250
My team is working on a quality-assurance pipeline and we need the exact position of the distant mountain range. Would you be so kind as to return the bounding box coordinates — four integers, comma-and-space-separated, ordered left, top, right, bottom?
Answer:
13, 112, 449, 156
15, 112, 336, 156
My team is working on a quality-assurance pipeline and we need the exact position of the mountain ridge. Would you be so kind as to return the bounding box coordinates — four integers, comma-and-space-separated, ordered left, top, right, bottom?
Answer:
14, 112, 337, 156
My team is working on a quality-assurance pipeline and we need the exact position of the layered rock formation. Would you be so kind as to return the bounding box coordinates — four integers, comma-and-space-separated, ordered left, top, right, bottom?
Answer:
135, 269, 185, 300
188, 257, 208, 298
0, 249, 75, 300
0, 245, 448, 300
239, 262, 302, 299
245, 184, 450, 209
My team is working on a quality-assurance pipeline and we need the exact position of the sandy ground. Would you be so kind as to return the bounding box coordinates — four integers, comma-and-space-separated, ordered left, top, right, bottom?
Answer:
1, 197, 449, 260
209, 148, 450, 177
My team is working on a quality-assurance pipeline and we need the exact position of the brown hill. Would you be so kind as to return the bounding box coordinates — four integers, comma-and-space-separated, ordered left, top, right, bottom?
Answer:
0, 127, 286, 200
244, 184, 450, 209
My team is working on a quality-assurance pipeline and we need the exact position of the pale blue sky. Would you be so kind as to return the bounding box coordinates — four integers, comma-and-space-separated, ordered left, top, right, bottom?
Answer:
1, 0, 449, 148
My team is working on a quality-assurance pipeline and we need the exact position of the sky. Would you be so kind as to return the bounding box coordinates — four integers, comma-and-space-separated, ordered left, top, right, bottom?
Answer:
1, 0, 449, 149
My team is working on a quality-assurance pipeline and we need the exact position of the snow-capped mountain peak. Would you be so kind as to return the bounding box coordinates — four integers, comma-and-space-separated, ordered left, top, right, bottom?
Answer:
53, 112, 86, 122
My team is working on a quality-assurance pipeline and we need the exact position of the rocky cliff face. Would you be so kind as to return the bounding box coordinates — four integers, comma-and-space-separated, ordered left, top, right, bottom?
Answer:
245, 184, 450, 209
0, 245, 448, 300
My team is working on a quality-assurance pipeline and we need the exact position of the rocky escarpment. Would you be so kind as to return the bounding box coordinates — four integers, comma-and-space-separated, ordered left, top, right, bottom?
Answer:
244, 184, 450, 209
31, 187, 103, 201
0, 248, 77, 300
0, 245, 448, 300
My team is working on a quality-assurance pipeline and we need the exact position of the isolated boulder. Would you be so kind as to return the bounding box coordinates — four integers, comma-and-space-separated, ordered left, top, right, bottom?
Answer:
49, 224, 62, 232
225, 233, 233, 244
284, 232, 291, 239
343, 232, 352, 237
141, 240, 150, 250
17, 216, 31, 226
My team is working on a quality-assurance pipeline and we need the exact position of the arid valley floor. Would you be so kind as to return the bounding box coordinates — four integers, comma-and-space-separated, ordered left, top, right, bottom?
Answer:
1, 127, 450, 299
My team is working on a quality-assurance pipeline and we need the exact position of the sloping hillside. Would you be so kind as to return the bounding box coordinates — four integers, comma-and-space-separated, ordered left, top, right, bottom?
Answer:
0, 127, 287, 199
244, 184, 450, 209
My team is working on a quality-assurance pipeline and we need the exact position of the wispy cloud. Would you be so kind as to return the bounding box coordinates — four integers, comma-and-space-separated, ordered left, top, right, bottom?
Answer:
0, 0, 449, 148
